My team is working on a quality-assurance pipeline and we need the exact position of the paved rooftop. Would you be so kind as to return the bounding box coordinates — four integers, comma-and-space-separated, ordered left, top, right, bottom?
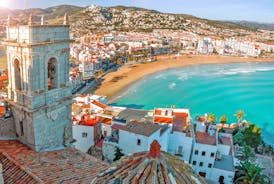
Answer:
213, 155, 234, 172
119, 121, 162, 137
116, 108, 153, 122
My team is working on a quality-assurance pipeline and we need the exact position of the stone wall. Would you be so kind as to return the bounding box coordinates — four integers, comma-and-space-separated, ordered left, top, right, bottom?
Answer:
102, 141, 117, 163
0, 117, 16, 139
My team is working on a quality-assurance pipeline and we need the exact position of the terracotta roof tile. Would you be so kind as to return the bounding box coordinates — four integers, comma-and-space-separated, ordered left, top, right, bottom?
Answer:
93, 141, 207, 184
0, 152, 40, 184
195, 131, 216, 145
111, 124, 125, 130
0, 140, 109, 183
92, 101, 107, 109
154, 116, 173, 124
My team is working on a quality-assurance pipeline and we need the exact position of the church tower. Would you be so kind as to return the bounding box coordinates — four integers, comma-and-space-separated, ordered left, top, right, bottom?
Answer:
3, 15, 73, 151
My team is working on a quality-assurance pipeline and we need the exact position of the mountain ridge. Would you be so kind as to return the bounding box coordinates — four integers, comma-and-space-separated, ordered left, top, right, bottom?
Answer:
0, 4, 266, 38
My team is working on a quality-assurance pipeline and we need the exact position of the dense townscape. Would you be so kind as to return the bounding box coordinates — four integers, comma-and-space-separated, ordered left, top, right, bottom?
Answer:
0, 3, 274, 184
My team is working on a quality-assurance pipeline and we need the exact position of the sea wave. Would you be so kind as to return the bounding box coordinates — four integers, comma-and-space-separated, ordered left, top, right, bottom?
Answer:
168, 82, 176, 89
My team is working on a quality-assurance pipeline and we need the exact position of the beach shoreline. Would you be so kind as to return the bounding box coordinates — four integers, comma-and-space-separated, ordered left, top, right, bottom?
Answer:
93, 54, 274, 103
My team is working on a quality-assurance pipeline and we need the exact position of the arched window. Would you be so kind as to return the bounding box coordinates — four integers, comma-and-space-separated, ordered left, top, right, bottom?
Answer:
48, 58, 57, 90
14, 59, 21, 90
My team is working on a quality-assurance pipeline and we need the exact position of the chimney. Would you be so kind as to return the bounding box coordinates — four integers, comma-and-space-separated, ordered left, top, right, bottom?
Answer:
0, 164, 4, 184
149, 140, 161, 158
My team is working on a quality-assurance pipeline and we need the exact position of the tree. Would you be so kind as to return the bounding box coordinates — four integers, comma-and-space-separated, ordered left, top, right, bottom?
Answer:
235, 160, 270, 184
205, 113, 216, 133
207, 113, 216, 124
233, 131, 244, 145
219, 115, 228, 124
243, 123, 262, 148
242, 145, 255, 161
234, 110, 246, 124
113, 147, 124, 162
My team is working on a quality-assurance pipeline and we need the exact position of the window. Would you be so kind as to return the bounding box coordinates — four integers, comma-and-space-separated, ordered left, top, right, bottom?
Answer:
208, 163, 212, 168
137, 139, 141, 146
210, 152, 215, 157
202, 151, 206, 156
199, 172, 206, 177
178, 146, 183, 154
20, 121, 24, 136
199, 162, 203, 167
82, 132, 88, 138
194, 150, 198, 155
192, 161, 197, 165
14, 59, 21, 91
48, 58, 57, 90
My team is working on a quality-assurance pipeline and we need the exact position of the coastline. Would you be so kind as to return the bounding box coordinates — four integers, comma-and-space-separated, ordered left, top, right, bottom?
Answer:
94, 55, 274, 103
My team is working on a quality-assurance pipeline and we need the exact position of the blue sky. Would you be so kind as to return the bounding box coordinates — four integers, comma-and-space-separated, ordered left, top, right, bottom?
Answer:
5, 0, 274, 23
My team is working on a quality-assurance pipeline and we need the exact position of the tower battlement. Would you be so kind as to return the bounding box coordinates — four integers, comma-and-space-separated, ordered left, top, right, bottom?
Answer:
5, 25, 70, 45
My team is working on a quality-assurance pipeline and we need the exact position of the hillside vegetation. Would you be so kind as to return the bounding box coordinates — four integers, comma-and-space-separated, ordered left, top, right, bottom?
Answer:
0, 4, 257, 37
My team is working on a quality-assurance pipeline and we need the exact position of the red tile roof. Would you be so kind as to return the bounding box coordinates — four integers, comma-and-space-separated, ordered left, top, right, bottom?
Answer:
111, 124, 125, 130
195, 131, 216, 145
92, 101, 107, 109
154, 116, 173, 124
79, 115, 100, 126
93, 144, 206, 184
155, 109, 162, 115
0, 140, 109, 183
0, 152, 41, 184
82, 104, 90, 109
99, 117, 112, 125
0, 106, 5, 116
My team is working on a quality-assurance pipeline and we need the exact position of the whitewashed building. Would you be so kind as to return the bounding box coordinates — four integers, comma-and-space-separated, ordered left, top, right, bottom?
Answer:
72, 115, 101, 153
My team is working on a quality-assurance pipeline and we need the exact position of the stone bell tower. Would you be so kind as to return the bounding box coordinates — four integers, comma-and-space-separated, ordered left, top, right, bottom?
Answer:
3, 14, 73, 152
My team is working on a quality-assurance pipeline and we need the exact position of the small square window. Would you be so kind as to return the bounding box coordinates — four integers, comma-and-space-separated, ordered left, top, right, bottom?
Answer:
208, 163, 212, 168
210, 152, 215, 157
137, 139, 141, 146
199, 162, 203, 167
82, 132, 88, 138
194, 150, 199, 155
202, 151, 206, 156
192, 161, 197, 165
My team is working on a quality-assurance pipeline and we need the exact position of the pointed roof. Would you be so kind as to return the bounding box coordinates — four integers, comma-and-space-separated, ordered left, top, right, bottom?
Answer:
93, 149, 207, 184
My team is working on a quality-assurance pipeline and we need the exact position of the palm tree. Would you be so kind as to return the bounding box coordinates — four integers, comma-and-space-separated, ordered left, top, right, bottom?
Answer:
207, 113, 216, 124
234, 110, 246, 124
205, 113, 216, 133
219, 115, 228, 124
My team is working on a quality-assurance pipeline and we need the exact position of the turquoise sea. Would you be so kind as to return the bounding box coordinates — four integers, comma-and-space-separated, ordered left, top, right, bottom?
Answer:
111, 62, 274, 146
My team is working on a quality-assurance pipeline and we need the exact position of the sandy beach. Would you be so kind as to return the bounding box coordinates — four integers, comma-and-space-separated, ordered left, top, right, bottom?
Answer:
94, 55, 274, 101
